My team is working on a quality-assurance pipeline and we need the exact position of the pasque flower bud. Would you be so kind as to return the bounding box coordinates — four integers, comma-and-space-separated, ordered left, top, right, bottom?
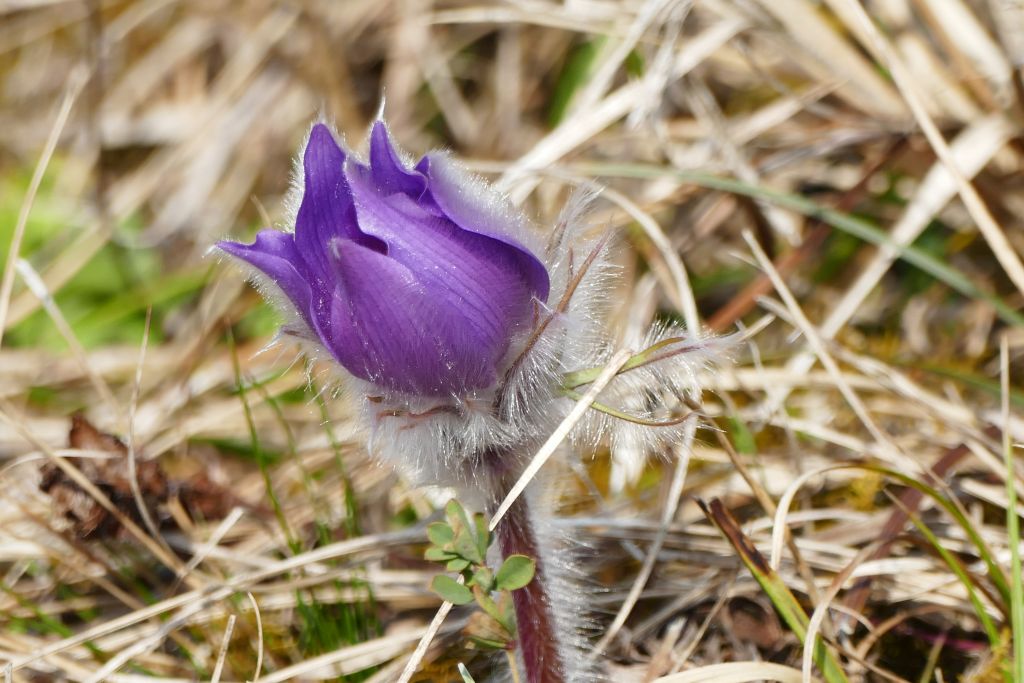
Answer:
217, 118, 727, 683
218, 121, 549, 397
218, 119, 587, 682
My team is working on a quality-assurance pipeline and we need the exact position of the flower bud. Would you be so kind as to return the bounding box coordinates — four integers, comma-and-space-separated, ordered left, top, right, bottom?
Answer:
218, 122, 549, 397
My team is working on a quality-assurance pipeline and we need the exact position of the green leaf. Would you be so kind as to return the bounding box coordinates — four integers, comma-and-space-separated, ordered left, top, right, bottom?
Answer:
467, 635, 509, 651
453, 533, 483, 565
427, 522, 454, 547
494, 555, 536, 591
547, 37, 608, 126
497, 590, 516, 635
473, 513, 491, 559
900, 501, 1002, 648
467, 567, 493, 592
727, 417, 757, 455
446, 557, 471, 572
443, 499, 485, 565
471, 585, 512, 633
863, 466, 1012, 607
430, 575, 473, 605
445, 499, 472, 534
700, 499, 849, 683
424, 547, 455, 562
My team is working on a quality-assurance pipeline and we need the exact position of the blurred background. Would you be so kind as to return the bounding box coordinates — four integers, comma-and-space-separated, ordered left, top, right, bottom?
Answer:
1, 0, 1023, 681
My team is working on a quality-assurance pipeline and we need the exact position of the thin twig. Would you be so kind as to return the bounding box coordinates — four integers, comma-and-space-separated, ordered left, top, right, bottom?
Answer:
247, 591, 265, 683
211, 615, 237, 683
126, 307, 163, 542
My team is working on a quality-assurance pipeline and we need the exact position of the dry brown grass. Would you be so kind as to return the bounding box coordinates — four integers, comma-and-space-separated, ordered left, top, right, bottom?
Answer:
1, 0, 1023, 681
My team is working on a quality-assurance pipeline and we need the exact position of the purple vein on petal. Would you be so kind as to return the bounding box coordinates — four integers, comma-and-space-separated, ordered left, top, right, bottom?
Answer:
328, 238, 495, 394
419, 153, 550, 302
344, 163, 529, 342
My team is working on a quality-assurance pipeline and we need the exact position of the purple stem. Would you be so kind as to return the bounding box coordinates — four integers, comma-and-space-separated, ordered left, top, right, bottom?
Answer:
492, 479, 566, 683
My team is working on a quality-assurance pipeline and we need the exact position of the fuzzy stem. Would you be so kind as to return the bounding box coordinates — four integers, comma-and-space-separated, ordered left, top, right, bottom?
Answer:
490, 471, 566, 683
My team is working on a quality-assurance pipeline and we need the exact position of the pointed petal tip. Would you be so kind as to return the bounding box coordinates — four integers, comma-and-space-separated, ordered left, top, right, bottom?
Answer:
215, 229, 296, 259
205, 242, 229, 260
369, 119, 396, 158
363, 119, 428, 198
304, 123, 345, 171
213, 238, 250, 261
214, 231, 318, 329
309, 121, 334, 140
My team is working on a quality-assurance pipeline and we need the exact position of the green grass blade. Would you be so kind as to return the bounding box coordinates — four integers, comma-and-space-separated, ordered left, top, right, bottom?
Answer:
575, 163, 1024, 327
700, 499, 849, 683
315, 390, 363, 538
547, 38, 605, 126
909, 363, 1024, 410
898, 499, 1004, 651
862, 465, 1012, 608
1002, 341, 1023, 683
226, 330, 295, 550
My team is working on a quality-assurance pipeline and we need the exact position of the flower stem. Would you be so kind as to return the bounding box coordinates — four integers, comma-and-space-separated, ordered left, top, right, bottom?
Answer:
491, 473, 566, 683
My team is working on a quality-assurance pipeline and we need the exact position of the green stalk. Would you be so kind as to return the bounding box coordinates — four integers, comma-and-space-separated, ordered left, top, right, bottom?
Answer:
1002, 340, 1023, 683
700, 499, 849, 683
862, 466, 1012, 607
574, 163, 1024, 328
899, 501, 1003, 650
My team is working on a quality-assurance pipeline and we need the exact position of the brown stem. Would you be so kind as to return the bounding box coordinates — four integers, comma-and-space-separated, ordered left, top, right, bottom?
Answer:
492, 482, 566, 683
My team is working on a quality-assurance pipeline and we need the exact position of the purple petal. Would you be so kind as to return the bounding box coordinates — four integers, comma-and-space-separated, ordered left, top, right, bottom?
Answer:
418, 153, 550, 301
219, 120, 554, 397
295, 124, 382, 279
346, 161, 537, 344
216, 230, 315, 328
367, 121, 429, 199
323, 239, 497, 394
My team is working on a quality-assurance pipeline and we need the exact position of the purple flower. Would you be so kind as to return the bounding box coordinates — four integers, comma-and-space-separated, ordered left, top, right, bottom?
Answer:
218, 122, 549, 396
